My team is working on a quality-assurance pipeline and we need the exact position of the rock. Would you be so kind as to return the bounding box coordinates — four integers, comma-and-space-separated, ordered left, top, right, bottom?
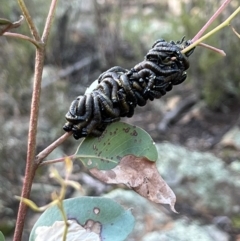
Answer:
104, 189, 171, 241
104, 189, 230, 241
219, 126, 240, 150
142, 220, 229, 241
156, 142, 240, 214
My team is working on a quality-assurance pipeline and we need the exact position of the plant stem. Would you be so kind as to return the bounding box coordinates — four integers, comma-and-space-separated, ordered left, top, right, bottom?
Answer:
42, 0, 59, 43
192, 0, 232, 42
13, 47, 45, 241
17, 0, 40, 41
231, 26, 240, 38
3, 32, 42, 48
36, 132, 72, 164
182, 6, 240, 54
198, 42, 226, 56
58, 189, 69, 241
13, 1, 59, 240
59, 202, 69, 241
40, 154, 75, 167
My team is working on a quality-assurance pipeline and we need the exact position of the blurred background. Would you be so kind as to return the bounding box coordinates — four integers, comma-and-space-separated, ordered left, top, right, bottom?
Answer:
0, 0, 240, 240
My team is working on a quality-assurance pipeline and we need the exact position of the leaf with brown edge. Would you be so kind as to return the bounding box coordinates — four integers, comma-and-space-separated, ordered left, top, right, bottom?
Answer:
90, 155, 177, 212
76, 122, 158, 170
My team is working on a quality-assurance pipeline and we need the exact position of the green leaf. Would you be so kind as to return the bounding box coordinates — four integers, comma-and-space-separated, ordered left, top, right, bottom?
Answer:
75, 122, 158, 170
0, 231, 5, 241
29, 197, 135, 241
0, 16, 23, 35
0, 18, 12, 25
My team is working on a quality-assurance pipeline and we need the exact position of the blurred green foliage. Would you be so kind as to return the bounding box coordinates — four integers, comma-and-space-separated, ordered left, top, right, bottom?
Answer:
170, 0, 240, 109
232, 215, 240, 229
109, 0, 240, 109
1, 0, 239, 111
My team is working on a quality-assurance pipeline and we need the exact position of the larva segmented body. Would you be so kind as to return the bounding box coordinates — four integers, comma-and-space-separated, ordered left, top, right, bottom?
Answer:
63, 38, 194, 139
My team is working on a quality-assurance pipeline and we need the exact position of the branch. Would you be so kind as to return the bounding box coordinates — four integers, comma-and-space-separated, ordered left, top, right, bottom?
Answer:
13, 1, 59, 240
231, 26, 240, 38
17, 0, 40, 41
198, 42, 226, 56
182, 6, 240, 54
36, 132, 72, 164
192, 0, 232, 42
3, 32, 42, 48
13, 48, 45, 241
42, 0, 59, 43
39, 154, 75, 167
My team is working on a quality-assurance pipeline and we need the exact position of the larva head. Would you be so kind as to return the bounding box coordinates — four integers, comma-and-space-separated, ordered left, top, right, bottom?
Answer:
170, 38, 195, 71
146, 38, 195, 86
147, 38, 194, 71
175, 38, 195, 58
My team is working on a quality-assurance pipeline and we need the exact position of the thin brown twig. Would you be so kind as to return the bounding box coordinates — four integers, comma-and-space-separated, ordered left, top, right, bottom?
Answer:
182, 6, 240, 54
17, 0, 40, 41
192, 0, 232, 42
13, 48, 45, 241
231, 25, 240, 38
42, 0, 59, 43
198, 42, 226, 56
40, 154, 75, 167
36, 132, 72, 164
0, 24, 12, 36
3, 32, 42, 48
13, 1, 59, 240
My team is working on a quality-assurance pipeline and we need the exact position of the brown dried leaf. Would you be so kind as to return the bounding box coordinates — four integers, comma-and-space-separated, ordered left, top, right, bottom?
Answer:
90, 155, 177, 212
